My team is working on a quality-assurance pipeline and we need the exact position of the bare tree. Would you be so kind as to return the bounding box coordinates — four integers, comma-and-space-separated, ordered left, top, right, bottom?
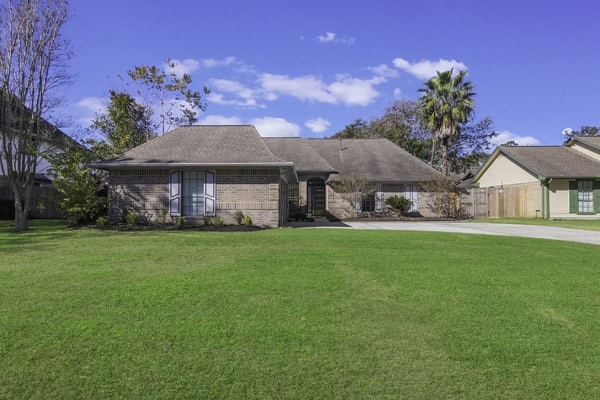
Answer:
329, 172, 379, 218
0, 0, 72, 231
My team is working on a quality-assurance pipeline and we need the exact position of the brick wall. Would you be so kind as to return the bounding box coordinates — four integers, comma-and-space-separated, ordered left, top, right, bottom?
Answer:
216, 168, 280, 227
108, 168, 281, 227
108, 170, 170, 222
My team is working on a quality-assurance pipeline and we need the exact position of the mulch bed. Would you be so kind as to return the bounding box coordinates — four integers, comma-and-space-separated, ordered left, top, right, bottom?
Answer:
75, 223, 266, 232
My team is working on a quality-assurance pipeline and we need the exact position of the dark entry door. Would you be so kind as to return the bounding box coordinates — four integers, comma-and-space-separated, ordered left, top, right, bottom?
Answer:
307, 178, 326, 216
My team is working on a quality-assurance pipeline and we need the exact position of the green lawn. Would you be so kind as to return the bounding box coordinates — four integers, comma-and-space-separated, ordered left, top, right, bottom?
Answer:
1, 221, 598, 399
472, 217, 600, 231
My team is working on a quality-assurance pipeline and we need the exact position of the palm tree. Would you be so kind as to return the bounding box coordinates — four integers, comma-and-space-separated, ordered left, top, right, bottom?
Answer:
419, 69, 475, 176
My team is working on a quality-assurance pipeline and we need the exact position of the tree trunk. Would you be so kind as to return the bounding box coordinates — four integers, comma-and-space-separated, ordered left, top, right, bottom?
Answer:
430, 139, 436, 168
11, 180, 33, 232
14, 207, 28, 232
441, 138, 449, 176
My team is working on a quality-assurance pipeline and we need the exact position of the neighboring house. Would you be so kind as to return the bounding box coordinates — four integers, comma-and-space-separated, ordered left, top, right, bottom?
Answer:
95, 125, 442, 227
471, 136, 600, 219
0, 109, 76, 219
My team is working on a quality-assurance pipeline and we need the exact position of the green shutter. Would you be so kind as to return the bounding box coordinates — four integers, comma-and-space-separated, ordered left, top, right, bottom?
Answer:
569, 181, 578, 214
594, 181, 600, 213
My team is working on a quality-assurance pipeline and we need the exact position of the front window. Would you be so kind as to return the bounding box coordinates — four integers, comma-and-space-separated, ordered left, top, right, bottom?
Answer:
361, 193, 375, 212
578, 180, 594, 213
182, 170, 205, 216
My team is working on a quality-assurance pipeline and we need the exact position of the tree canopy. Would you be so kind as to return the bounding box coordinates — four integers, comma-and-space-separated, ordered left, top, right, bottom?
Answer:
332, 97, 496, 174
418, 69, 476, 176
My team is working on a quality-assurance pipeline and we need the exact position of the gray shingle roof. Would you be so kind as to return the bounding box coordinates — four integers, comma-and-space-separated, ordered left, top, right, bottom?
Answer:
96, 125, 290, 168
305, 138, 441, 182
263, 138, 336, 173
266, 137, 441, 182
570, 136, 600, 151
500, 146, 600, 178
96, 125, 442, 182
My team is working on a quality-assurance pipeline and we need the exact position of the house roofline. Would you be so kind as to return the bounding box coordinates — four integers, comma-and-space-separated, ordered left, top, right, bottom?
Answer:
93, 161, 296, 170
565, 136, 600, 152
472, 146, 548, 183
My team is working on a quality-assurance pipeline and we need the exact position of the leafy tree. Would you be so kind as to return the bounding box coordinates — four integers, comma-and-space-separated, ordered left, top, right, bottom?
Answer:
563, 125, 600, 141
446, 116, 497, 172
0, 0, 72, 232
47, 140, 113, 225
503, 140, 519, 146
331, 99, 495, 173
419, 70, 475, 176
370, 100, 432, 162
91, 91, 153, 154
127, 60, 210, 135
331, 118, 371, 139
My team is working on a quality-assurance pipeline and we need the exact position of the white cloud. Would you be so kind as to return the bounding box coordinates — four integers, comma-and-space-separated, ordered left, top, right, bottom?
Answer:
315, 32, 355, 45
251, 117, 300, 137
305, 118, 331, 133
201, 56, 238, 69
207, 79, 265, 108
328, 76, 382, 106
393, 57, 468, 80
76, 97, 105, 113
74, 97, 105, 126
198, 114, 243, 125
259, 73, 381, 106
491, 131, 541, 146
165, 58, 200, 77
393, 88, 402, 98
197, 115, 300, 137
260, 73, 336, 103
369, 64, 399, 78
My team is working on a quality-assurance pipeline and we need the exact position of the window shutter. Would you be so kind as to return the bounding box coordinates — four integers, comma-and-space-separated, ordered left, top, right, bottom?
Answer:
594, 180, 600, 213
375, 186, 384, 212
204, 170, 216, 216
169, 171, 181, 216
568, 180, 578, 214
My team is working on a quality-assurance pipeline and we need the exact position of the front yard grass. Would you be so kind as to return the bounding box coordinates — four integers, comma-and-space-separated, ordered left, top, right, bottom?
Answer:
472, 217, 600, 231
1, 220, 598, 399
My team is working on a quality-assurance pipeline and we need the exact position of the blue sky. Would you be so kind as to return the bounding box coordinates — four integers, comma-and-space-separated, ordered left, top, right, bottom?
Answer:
60, 0, 600, 145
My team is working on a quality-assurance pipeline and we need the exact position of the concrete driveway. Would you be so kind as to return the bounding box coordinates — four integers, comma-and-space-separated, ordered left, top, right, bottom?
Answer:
285, 220, 600, 245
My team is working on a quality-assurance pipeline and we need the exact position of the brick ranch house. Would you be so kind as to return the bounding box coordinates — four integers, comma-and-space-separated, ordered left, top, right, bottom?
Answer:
95, 125, 442, 227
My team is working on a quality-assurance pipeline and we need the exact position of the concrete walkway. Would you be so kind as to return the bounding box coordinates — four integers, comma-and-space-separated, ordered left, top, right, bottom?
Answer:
285, 220, 600, 245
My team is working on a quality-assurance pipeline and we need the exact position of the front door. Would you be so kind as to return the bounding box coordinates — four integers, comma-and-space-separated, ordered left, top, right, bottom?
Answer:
307, 178, 326, 216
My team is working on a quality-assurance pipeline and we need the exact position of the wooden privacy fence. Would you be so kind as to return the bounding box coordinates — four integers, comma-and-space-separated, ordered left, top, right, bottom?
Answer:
461, 183, 542, 218
0, 185, 63, 219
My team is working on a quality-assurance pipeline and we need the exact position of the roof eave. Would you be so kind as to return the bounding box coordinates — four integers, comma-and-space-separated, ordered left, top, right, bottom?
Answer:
93, 162, 295, 170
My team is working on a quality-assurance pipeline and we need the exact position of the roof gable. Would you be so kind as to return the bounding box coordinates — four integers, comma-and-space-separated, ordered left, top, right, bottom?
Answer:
566, 136, 600, 152
474, 145, 600, 182
97, 125, 290, 168
263, 138, 336, 173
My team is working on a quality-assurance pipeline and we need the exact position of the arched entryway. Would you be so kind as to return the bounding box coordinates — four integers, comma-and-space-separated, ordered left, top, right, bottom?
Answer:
307, 177, 326, 217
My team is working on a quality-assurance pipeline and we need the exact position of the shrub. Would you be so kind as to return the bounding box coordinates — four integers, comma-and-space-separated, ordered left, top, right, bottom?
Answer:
160, 207, 168, 224
385, 195, 413, 216
211, 216, 223, 226
242, 215, 252, 226
176, 216, 184, 226
234, 210, 244, 225
125, 212, 139, 225
96, 216, 109, 226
